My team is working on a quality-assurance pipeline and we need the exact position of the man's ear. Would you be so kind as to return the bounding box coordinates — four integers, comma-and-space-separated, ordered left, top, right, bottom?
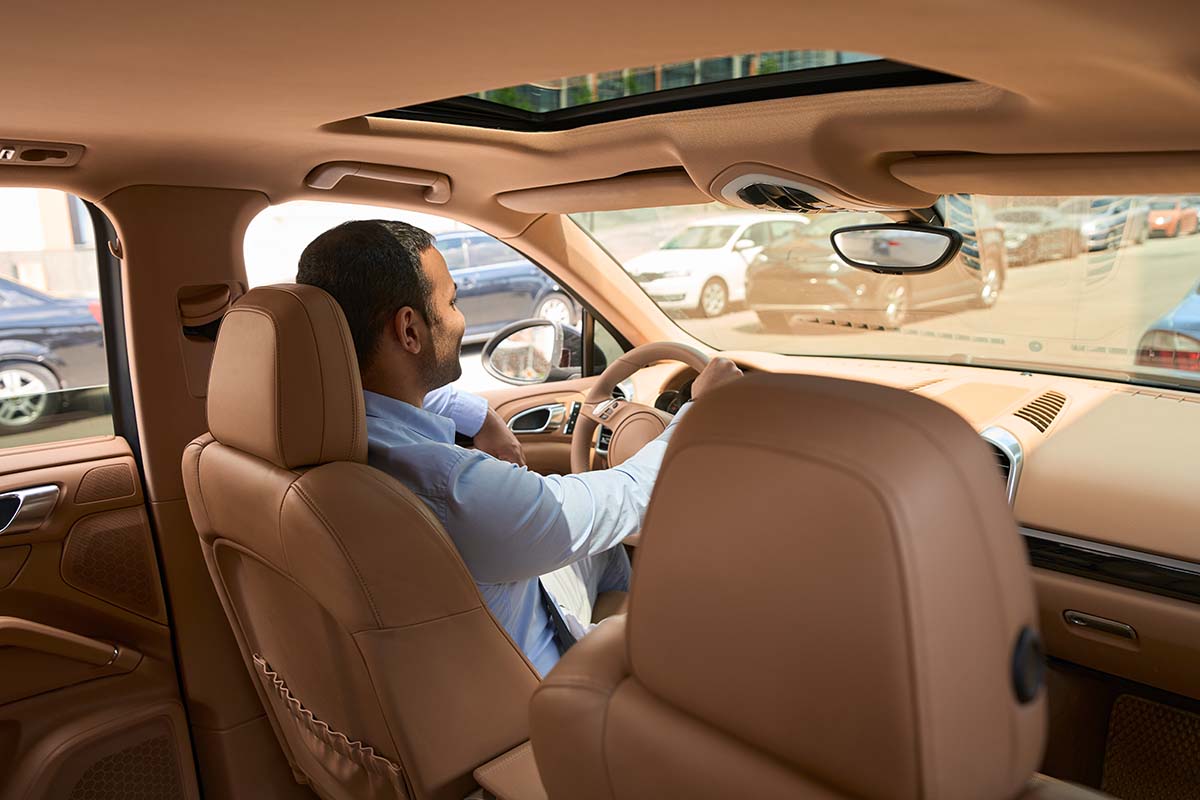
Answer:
391, 306, 424, 355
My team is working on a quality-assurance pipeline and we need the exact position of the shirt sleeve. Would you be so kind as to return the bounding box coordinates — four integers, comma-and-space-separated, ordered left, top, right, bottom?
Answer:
422, 385, 489, 438
443, 404, 692, 584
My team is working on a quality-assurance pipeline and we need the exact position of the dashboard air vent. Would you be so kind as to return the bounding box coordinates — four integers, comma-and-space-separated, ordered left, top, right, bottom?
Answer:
1014, 391, 1067, 433
735, 183, 853, 213
980, 427, 1021, 506
987, 441, 1012, 485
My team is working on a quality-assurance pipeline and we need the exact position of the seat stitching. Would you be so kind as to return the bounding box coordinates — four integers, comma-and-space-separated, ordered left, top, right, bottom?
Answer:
279, 287, 328, 464
296, 285, 363, 462
317, 289, 364, 459
353, 466, 541, 675
474, 741, 532, 780
292, 482, 383, 627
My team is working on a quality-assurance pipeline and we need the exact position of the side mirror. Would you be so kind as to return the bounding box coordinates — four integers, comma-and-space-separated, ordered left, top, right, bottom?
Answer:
481, 319, 609, 386
734, 238, 757, 251
829, 223, 963, 275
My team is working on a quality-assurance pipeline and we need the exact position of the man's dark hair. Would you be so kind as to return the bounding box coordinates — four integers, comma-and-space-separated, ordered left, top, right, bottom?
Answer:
296, 220, 436, 372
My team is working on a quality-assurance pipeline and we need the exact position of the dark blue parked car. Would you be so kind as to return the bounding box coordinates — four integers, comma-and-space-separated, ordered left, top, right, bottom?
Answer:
0, 276, 106, 428
1136, 279, 1200, 374
434, 231, 580, 344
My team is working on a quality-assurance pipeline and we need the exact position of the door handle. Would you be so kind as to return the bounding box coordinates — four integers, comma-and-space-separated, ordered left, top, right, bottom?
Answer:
0, 616, 134, 666
0, 484, 59, 535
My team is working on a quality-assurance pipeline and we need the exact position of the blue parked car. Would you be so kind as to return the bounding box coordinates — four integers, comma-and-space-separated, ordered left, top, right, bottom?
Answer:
1136, 279, 1200, 374
433, 231, 580, 344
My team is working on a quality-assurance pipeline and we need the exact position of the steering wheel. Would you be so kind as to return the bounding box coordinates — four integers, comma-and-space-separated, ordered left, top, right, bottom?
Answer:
570, 341, 710, 473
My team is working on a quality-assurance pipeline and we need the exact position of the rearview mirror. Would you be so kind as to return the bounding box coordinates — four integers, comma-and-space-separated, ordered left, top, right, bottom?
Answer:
829, 223, 963, 275
734, 238, 757, 251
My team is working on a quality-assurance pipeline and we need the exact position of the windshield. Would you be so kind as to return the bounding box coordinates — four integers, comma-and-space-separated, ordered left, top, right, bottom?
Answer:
994, 210, 1042, 224
571, 195, 1200, 392
663, 225, 738, 250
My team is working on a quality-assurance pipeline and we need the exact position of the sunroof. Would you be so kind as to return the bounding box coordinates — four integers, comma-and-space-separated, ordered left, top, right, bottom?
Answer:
370, 51, 964, 132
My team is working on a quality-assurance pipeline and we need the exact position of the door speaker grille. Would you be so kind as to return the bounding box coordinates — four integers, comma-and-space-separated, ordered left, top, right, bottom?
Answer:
1102, 694, 1200, 799
68, 733, 183, 800
61, 507, 163, 620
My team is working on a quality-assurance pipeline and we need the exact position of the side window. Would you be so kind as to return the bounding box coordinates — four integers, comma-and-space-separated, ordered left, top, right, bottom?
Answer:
768, 221, 802, 243
243, 201, 584, 394
436, 238, 467, 270
465, 237, 516, 267
0, 188, 112, 448
593, 320, 625, 375
744, 223, 772, 246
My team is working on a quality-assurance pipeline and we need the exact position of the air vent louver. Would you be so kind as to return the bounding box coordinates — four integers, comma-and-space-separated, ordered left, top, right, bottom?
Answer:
735, 183, 850, 213
1014, 391, 1067, 433
987, 442, 1012, 485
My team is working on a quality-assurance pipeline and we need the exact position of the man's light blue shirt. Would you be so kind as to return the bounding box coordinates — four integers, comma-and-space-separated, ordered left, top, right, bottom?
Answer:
364, 389, 688, 674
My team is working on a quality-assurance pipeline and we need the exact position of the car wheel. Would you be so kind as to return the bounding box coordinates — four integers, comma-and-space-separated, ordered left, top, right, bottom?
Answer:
0, 362, 59, 429
534, 292, 576, 326
698, 278, 728, 318
872, 279, 910, 329
755, 310, 792, 334
973, 265, 1003, 309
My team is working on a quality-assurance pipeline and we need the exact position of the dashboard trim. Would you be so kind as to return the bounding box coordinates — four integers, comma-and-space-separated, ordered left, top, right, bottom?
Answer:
980, 425, 1023, 505
1022, 526, 1200, 606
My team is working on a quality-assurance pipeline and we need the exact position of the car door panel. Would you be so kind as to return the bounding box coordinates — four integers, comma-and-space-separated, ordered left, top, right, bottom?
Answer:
0, 436, 199, 799
479, 364, 680, 476
486, 379, 594, 475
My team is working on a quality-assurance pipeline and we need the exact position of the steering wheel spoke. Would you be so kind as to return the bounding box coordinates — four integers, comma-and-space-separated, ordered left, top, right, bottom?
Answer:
570, 341, 710, 474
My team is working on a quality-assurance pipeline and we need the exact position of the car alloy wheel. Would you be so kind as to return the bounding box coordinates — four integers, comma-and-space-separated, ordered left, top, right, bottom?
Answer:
978, 267, 1001, 308
0, 365, 54, 428
535, 293, 575, 326
873, 280, 910, 329
699, 278, 728, 318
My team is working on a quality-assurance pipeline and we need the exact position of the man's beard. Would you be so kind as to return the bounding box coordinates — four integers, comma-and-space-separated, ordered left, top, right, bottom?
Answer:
420, 320, 463, 390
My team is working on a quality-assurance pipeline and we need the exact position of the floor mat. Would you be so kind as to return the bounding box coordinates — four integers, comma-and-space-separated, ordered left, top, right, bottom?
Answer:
1102, 694, 1200, 799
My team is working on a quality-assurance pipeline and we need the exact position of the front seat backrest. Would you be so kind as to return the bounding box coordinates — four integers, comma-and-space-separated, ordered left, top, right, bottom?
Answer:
182, 284, 539, 800
531, 372, 1048, 800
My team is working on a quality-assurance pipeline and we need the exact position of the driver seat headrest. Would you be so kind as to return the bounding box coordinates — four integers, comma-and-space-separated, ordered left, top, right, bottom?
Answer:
532, 372, 1047, 800
207, 283, 367, 469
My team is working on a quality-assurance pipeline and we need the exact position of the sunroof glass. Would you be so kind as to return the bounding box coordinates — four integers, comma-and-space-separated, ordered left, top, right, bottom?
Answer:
370, 52, 961, 132
473, 51, 881, 113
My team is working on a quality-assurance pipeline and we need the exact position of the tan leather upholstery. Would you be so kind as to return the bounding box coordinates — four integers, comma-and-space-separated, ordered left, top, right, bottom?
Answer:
183, 284, 541, 800
206, 283, 366, 469
532, 373, 1092, 800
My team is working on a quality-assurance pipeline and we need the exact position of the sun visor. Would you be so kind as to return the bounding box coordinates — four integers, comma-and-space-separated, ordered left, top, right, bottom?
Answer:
893, 153, 1200, 196
496, 170, 708, 214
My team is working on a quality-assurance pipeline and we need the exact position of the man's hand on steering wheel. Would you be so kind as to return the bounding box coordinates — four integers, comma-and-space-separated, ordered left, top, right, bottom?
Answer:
691, 357, 743, 399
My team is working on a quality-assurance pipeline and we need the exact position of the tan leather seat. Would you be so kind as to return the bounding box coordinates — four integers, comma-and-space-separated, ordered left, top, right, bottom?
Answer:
531, 372, 1107, 800
182, 285, 541, 800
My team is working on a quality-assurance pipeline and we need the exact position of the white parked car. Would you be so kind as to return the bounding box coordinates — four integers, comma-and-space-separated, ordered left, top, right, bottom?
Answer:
625, 214, 811, 317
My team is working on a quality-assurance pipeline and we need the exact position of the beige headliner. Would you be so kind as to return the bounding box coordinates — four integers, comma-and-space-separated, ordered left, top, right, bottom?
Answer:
4, 1, 1200, 235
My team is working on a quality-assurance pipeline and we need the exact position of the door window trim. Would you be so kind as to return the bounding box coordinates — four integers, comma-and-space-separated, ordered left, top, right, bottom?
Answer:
85, 200, 142, 467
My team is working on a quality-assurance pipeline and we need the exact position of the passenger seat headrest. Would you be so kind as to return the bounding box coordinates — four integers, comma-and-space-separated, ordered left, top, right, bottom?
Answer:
628, 373, 1046, 799
207, 284, 367, 469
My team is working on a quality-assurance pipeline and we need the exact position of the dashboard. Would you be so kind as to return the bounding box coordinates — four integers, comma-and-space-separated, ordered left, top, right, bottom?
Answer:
624, 352, 1200, 700
494, 350, 1200, 700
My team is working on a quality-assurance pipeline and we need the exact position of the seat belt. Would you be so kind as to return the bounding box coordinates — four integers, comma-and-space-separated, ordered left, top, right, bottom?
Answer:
538, 579, 577, 656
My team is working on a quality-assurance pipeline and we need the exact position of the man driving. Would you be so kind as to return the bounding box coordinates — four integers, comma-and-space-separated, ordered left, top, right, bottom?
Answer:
297, 220, 741, 675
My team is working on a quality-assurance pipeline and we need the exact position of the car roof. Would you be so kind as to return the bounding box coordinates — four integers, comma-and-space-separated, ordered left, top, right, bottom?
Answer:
5, 2, 1200, 231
